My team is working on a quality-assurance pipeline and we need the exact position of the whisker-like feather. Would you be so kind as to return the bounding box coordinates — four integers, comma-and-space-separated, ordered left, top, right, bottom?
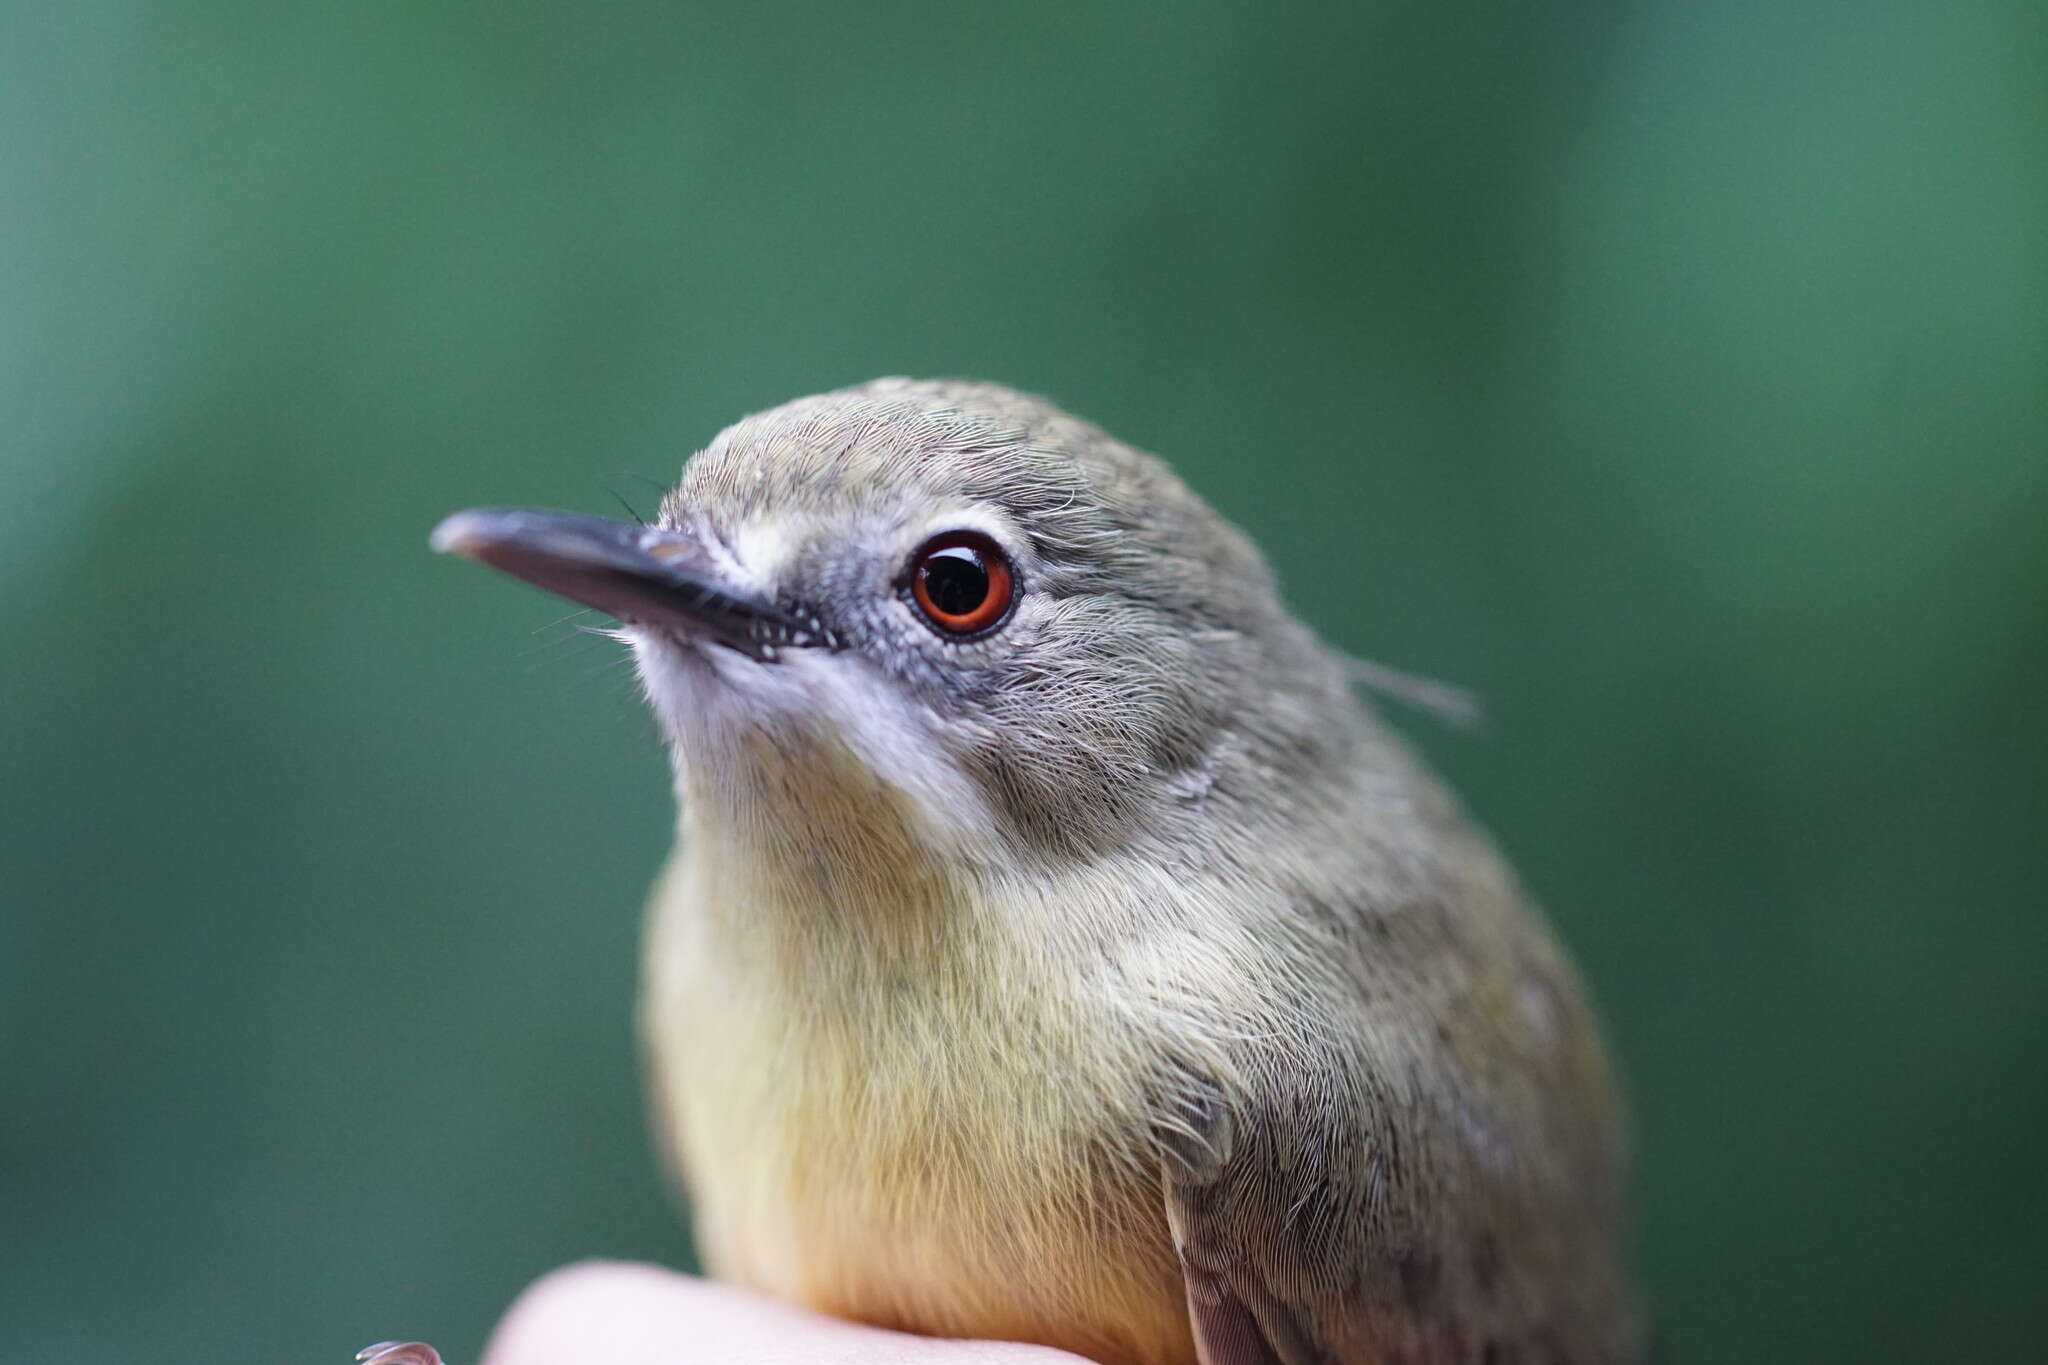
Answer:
1340, 654, 1484, 731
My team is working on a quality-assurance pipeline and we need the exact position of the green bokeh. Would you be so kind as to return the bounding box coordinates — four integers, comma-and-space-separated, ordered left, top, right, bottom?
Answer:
6, 3, 2043, 1361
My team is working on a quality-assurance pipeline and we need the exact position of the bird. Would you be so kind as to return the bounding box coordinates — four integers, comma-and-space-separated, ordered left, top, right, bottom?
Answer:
433, 378, 1641, 1365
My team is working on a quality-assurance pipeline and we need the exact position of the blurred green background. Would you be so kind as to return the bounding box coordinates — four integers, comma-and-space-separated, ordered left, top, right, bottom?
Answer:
5, 2, 2044, 1361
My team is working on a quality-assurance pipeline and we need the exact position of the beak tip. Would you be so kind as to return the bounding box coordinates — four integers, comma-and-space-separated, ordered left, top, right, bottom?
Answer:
429, 510, 493, 560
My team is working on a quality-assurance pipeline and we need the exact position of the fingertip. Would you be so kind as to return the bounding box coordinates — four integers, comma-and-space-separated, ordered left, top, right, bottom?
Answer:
481, 1261, 703, 1365
481, 1263, 1091, 1365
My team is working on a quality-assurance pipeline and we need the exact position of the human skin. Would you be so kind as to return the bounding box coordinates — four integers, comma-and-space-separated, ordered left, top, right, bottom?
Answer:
481, 1262, 1092, 1365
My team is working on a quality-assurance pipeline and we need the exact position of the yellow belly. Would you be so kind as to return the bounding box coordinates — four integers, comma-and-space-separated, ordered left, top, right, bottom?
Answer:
641, 867, 1194, 1365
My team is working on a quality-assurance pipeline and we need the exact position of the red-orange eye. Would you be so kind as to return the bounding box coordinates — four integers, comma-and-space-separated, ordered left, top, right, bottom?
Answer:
908, 531, 1015, 637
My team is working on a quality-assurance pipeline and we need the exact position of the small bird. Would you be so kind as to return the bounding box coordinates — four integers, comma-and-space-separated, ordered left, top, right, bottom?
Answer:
434, 379, 1640, 1365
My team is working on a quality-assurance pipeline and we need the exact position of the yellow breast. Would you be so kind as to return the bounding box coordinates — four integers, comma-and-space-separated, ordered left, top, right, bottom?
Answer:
639, 847, 1195, 1365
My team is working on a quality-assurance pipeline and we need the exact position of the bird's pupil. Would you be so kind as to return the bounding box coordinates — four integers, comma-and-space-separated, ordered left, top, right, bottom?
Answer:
922, 546, 988, 616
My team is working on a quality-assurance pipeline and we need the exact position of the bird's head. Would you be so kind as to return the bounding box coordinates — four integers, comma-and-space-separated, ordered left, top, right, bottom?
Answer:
435, 379, 1354, 877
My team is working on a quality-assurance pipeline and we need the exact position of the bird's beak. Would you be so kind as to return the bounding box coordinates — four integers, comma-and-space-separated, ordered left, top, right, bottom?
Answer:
431, 507, 834, 660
